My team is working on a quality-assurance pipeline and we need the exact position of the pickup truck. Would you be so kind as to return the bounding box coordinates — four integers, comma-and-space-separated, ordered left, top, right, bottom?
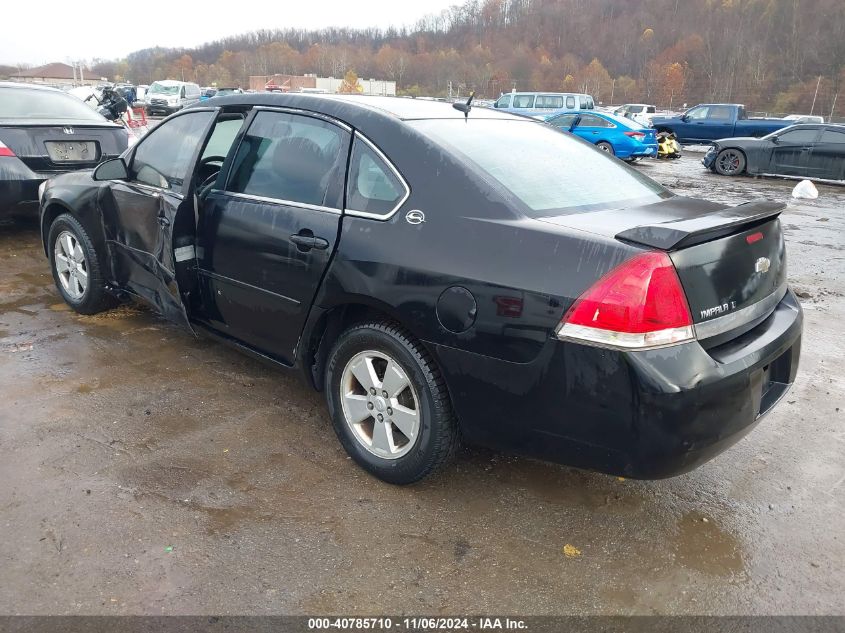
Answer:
651, 104, 791, 144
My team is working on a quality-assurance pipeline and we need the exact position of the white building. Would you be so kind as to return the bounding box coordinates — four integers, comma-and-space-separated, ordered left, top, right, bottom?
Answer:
315, 76, 396, 96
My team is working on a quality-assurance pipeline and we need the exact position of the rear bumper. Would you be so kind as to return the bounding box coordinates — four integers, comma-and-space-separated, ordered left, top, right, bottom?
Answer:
0, 158, 54, 215
433, 289, 803, 478
631, 143, 658, 158
702, 147, 717, 169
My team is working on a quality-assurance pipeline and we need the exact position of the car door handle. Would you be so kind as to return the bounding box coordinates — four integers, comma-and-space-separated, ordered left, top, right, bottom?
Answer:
290, 234, 330, 250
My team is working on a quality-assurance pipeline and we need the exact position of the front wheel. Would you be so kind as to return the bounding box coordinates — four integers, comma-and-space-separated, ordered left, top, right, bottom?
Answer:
596, 141, 615, 155
714, 148, 746, 176
325, 321, 458, 484
48, 214, 116, 314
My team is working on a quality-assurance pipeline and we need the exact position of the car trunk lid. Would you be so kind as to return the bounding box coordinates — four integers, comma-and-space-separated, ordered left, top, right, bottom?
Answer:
0, 122, 127, 172
540, 197, 787, 344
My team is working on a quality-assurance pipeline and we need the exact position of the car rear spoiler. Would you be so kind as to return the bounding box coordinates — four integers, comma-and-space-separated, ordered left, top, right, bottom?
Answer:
615, 200, 786, 250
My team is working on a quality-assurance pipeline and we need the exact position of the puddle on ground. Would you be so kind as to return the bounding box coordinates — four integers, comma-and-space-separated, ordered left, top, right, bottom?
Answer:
674, 511, 744, 576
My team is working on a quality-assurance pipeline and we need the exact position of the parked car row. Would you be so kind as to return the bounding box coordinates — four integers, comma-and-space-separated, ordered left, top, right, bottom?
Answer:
30, 93, 802, 484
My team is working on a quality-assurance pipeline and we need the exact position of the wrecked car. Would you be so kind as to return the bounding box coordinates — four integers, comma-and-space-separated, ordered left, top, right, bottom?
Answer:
703, 123, 845, 182
39, 94, 802, 484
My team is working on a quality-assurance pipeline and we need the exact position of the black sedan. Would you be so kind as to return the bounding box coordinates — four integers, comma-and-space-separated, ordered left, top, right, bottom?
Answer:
39, 94, 802, 484
704, 123, 845, 182
0, 82, 129, 217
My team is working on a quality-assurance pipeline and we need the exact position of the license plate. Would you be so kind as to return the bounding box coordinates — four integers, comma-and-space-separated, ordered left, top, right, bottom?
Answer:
45, 141, 98, 163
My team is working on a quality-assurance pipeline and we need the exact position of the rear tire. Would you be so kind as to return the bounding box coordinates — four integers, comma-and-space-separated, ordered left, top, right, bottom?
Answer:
597, 141, 615, 155
714, 148, 746, 176
48, 214, 116, 315
325, 321, 458, 485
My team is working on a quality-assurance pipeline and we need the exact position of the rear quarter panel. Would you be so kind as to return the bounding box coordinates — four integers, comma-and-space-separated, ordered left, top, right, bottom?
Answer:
317, 119, 638, 365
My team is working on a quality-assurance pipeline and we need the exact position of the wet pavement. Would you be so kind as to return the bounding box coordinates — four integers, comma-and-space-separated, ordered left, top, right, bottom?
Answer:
0, 155, 843, 615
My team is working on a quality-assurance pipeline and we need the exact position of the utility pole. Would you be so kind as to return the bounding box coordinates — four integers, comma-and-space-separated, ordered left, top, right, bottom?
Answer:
830, 92, 839, 123
810, 75, 821, 115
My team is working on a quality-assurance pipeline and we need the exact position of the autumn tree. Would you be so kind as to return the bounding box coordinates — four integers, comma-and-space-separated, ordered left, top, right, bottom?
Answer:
338, 69, 362, 93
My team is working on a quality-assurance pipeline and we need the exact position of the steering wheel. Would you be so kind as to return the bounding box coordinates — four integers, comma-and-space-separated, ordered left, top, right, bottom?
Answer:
196, 156, 226, 198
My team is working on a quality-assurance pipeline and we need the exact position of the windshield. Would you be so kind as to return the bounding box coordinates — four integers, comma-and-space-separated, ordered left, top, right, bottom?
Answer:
0, 87, 108, 121
148, 82, 180, 95
410, 119, 669, 216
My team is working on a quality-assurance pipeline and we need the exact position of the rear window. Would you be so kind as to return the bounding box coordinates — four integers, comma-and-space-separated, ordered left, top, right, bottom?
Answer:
0, 87, 107, 121
410, 119, 669, 216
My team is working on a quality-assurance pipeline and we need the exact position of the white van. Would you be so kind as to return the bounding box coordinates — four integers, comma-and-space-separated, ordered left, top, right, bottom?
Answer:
493, 92, 595, 117
144, 80, 201, 116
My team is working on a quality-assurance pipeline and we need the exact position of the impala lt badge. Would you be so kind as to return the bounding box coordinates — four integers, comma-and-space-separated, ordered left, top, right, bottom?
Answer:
755, 257, 771, 273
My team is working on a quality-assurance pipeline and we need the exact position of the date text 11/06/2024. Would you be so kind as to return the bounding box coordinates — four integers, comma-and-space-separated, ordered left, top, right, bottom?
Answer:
307, 617, 528, 630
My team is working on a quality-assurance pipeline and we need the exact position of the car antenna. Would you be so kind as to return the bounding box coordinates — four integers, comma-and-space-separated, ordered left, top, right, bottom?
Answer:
452, 92, 475, 119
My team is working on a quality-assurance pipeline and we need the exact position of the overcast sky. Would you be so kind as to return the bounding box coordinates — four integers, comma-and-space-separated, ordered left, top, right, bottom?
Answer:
1, 0, 458, 66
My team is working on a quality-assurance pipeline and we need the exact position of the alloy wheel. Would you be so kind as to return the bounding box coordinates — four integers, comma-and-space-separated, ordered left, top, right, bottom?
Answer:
340, 350, 421, 460
717, 150, 742, 174
54, 231, 88, 300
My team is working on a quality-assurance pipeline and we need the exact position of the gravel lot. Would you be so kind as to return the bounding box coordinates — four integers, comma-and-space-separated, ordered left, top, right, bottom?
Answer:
0, 153, 843, 615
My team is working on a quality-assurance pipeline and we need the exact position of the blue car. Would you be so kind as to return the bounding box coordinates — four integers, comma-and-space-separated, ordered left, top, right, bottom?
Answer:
545, 111, 658, 161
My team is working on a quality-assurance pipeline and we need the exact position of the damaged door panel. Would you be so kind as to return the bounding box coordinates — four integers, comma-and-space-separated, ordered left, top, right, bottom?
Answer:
98, 109, 219, 330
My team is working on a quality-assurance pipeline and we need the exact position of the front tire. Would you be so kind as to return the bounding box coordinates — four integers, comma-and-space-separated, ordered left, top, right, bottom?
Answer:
325, 321, 458, 485
596, 141, 615, 155
714, 148, 746, 176
48, 214, 115, 315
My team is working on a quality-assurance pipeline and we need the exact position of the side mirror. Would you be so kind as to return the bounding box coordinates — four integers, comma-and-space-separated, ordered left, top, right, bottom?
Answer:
680, 115, 689, 122
93, 157, 128, 181
771, 135, 780, 144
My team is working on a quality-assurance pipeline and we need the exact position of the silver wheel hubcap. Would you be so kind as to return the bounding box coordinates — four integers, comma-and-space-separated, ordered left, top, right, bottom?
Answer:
340, 350, 420, 460
54, 230, 88, 300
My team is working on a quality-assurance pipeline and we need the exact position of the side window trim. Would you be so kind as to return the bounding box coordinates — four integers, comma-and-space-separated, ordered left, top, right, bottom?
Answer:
221, 190, 342, 215
126, 106, 220, 197
344, 132, 410, 221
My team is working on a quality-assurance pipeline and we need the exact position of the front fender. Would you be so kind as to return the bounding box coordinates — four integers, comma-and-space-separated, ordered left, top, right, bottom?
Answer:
39, 170, 107, 258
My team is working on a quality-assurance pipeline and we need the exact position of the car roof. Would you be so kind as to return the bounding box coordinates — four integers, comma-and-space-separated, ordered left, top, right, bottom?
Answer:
0, 81, 64, 93
203, 93, 523, 123
509, 91, 589, 97
548, 109, 642, 128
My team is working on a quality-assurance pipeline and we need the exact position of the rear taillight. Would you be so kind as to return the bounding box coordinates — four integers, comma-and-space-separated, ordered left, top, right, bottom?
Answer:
0, 140, 15, 157
624, 131, 646, 139
556, 251, 694, 350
